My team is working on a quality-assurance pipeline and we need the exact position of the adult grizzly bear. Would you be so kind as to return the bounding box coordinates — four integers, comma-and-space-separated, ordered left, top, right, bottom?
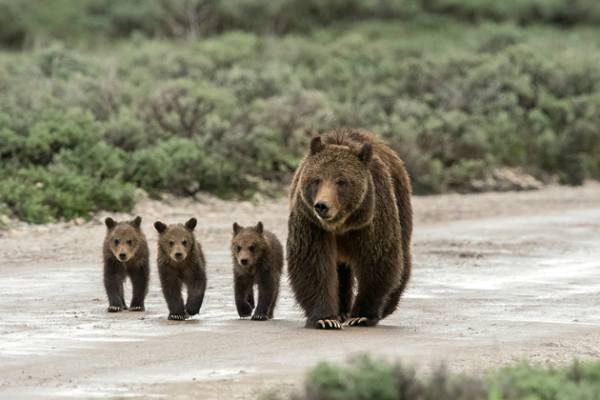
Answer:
287, 128, 412, 329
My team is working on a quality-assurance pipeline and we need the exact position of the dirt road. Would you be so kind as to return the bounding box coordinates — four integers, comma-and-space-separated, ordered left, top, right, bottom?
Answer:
1, 184, 599, 399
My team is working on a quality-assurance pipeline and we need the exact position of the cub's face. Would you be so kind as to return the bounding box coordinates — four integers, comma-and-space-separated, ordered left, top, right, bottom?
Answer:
154, 218, 197, 263
231, 222, 265, 270
105, 216, 142, 262
300, 137, 372, 231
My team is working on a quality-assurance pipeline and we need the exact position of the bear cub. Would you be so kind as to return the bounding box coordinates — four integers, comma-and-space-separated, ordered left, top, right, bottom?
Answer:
231, 222, 283, 320
103, 216, 150, 312
154, 218, 207, 321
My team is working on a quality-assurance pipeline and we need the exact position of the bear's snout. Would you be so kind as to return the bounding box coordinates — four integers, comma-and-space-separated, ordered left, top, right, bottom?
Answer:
314, 202, 330, 218
240, 258, 249, 266
118, 252, 127, 261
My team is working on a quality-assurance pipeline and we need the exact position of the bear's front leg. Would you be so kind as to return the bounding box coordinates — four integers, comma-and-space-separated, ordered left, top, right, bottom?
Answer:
337, 263, 354, 322
185, 269, 206, 316
252, 270, 276, 321
159, 271, 187, 321
287, 212, 340, 329
104, 261, 127, 312
129, 263, 149, 311
234, 275, 254, 318
348, 258, 399, 327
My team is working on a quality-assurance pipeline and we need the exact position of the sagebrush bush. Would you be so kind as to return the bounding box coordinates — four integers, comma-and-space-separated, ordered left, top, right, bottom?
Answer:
2, 10, 600, 222
266, 356, 600, 400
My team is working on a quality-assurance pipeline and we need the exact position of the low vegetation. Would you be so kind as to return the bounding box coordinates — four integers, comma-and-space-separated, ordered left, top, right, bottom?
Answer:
263, 355, 600, 399
1, 1, 600, 223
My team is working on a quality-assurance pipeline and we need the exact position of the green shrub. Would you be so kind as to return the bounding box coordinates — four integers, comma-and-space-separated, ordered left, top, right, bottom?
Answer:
2, 14, 600, 222
275, 356, 600, 400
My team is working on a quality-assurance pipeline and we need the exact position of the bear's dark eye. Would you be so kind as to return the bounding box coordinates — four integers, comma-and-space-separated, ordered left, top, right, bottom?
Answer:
126, 239, 132, 245
336, 179, 347, 187
249, 245, 255, 252
114, 239, 120, 245
169, 240, 175, 247
312, 178, 321, 186
235, 245, 241, 252
182, 240, 188, 246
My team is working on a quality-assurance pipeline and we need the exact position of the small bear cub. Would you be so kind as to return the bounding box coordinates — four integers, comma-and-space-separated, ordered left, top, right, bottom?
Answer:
154, 218, 207, 321
231, 222, 283, 320
103, 216, 150, 312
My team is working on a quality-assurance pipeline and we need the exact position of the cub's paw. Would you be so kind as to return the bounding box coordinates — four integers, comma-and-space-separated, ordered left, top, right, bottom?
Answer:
237, 302, 253, 318
107, 305, 124, 312
129, 305, 145, 312
316, 319, 342, 330
346, 317, 378, 327
186, 308, 200, 316
168, 313, 188, 321
251, 313, 268, 321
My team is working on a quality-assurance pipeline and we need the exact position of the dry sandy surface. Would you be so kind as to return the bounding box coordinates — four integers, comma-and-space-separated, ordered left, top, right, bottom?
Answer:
0, 184, 599, 399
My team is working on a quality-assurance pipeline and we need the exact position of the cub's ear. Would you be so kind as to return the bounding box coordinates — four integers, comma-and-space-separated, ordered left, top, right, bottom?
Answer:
130, 216, 142, 228
154, 221, 167, 234
357, 142, 372, 163
185, 218, 197, 231
255, 221, 264, 234
105, 217, 116, 230
233, 222, 242, 235
310, 136, 325, 155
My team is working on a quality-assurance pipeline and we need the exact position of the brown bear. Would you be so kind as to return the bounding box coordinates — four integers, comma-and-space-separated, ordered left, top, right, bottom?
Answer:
103, 216, 150, 312
230, 222, 283, 320
287, 128, 413, 329
154, 218, 207, 321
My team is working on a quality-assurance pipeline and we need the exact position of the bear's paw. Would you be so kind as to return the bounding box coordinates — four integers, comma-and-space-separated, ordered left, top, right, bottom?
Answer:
168, 313, 188, 321
316, 319, 342, 330
251, 312, 268, 321
346, 317, 378, 327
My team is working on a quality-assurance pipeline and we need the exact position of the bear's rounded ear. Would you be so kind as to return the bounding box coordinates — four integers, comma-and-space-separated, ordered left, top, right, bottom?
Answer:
154, 221, 167, 234
310, 136, 325, 155
185, 218, 197, 231
357, 142, 373, 163
131, 216, 142, 228
256, 221, 263, 234
105, 217, 116, 230
233, 222, 242, 235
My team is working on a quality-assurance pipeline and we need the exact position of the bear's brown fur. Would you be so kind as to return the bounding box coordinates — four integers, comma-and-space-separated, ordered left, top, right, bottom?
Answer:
287, 128, 412, 329
154, 218, 207, 321
231, 222, 283, 320
103, 216, 150, 312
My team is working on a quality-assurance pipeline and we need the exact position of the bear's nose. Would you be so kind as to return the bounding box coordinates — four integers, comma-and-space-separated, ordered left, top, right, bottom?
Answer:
174, 252, 183, 259
118, 253, 127, 260
240, 259, 249, 266
314, 202, 329, 217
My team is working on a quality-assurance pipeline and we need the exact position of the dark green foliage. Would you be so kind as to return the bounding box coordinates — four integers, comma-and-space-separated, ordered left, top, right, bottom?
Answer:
2, 4, 600, 223
273, 356, 600, 400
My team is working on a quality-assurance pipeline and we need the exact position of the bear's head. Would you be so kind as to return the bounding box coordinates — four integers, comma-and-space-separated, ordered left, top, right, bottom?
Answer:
105, 216, 143, 262
154, 218, 197, 263
231, 222, 267, 271
300, 136, 373, 232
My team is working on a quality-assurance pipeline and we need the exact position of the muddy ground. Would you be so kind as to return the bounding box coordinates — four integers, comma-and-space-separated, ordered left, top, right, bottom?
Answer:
0, 184, 599, 399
